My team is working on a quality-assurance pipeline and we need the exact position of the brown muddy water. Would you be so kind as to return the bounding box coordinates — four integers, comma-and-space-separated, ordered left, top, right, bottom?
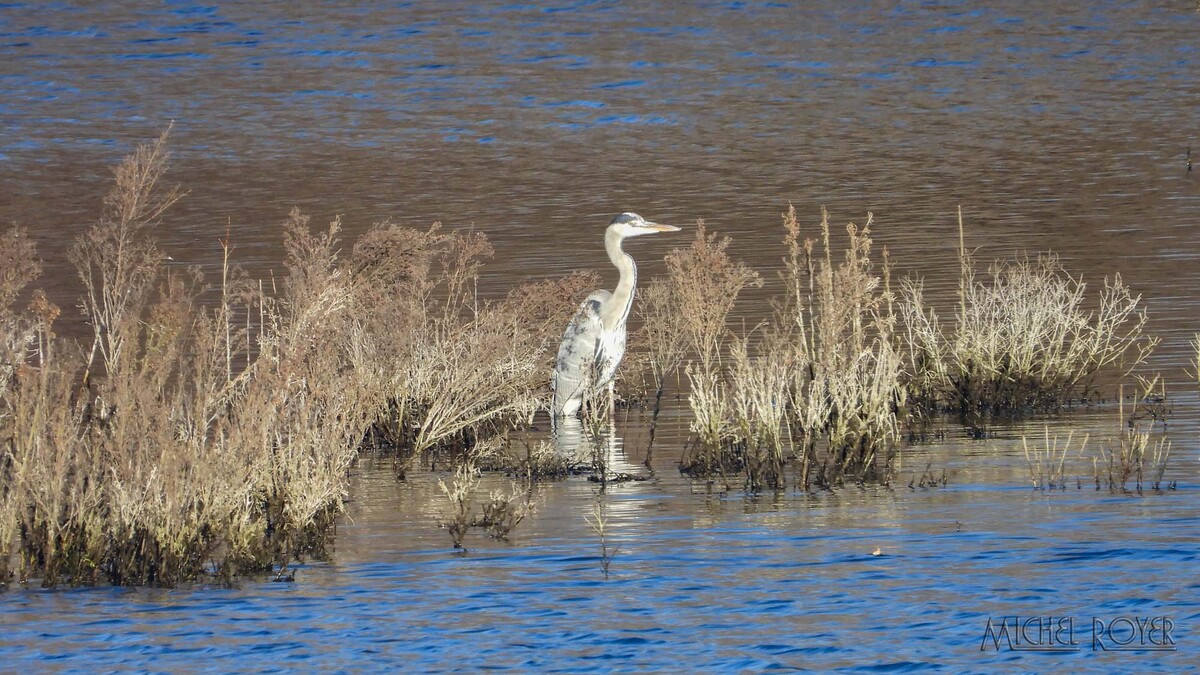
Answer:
2, 0, 1199, 670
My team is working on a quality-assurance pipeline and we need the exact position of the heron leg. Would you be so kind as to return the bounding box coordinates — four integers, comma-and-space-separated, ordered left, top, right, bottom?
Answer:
608, 380, 615, 420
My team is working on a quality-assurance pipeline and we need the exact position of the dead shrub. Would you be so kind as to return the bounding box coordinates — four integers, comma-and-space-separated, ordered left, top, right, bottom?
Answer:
0, 132, 379, 587
641, 208, 905, 489
352, 221, 595, 475
660, 221, 761, 477
775, 206, 905, 485
1095, 377, 1172, 493
900, 210, 1156, 431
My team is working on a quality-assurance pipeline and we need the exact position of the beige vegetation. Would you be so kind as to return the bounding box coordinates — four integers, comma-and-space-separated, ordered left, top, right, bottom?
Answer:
651, 207, 906, 490
0, 131, 585, 586
901, 209, 1156, 433
640, 205, 1158, 491
0, 131, 1167, 587
1021, 376, 1172, 495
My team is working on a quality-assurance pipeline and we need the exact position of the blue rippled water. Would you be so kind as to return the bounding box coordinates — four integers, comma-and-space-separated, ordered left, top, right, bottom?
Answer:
2, 0, 1199, 670
1, 461, 1196, 670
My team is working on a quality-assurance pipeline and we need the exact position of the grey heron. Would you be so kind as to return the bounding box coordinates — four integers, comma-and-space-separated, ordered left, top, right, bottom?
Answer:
551, 212, 681, 418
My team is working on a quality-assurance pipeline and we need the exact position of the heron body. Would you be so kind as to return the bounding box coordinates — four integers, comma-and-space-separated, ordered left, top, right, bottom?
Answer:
551, 289, 624, 417
551, 212, 680, 417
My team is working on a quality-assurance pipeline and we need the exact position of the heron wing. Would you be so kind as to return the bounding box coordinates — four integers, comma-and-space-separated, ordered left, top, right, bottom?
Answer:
552, 290, 610, 415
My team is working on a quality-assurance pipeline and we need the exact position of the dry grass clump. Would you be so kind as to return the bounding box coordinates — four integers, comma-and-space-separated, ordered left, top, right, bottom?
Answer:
1, 129, 594, 585
778, 207, 905, 484
659, 222, 761, 478
659, 206, 1157, 490
1094, 378, 1172, 493
1097, 428, 1172, 493
728, 332, 790, 490
1023, 427, 1087, 491
352, 222, 595, 476
1, 132, 378, 587
643, 208, 904, 490
901, 211, 1155, 430
436, 457, 534, 549
0, 128, 589, 585
1018, 378, 1174, 494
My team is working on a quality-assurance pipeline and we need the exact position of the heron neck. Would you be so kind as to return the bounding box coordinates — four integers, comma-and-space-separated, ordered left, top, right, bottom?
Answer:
603, 227, 636, 330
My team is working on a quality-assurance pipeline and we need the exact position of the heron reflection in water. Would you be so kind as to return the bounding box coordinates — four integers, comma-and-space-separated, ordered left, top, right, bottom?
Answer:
550, 212, 681, 419
549, 414, 643, 481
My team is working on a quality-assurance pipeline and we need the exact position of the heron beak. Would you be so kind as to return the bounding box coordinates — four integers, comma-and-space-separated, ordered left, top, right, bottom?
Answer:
643, 221, 682, 233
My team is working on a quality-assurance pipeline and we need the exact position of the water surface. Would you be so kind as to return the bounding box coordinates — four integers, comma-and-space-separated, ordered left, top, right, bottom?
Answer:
1, 1, 1198, 670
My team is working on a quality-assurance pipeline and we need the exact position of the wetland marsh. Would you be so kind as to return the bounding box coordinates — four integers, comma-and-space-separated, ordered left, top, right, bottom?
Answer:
1, 0, 1198, 670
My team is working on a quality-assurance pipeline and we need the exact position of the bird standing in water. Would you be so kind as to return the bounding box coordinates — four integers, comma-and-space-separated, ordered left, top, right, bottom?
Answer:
551, 212, 681, 418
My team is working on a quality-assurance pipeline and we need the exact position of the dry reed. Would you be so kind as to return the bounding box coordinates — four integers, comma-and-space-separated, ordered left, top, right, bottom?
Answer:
1022, 427, 1087, 491
900, 209, 1155, 430
775, 206, 904, 485
1095, 378, 1172, 492
662, 221, 761, 478
1, 129, 584, 586
643, 207, 904, 489
353, 221, 595, 476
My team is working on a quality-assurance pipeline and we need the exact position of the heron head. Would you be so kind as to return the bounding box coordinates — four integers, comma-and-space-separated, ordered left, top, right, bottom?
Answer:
608, 212, 682, 238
